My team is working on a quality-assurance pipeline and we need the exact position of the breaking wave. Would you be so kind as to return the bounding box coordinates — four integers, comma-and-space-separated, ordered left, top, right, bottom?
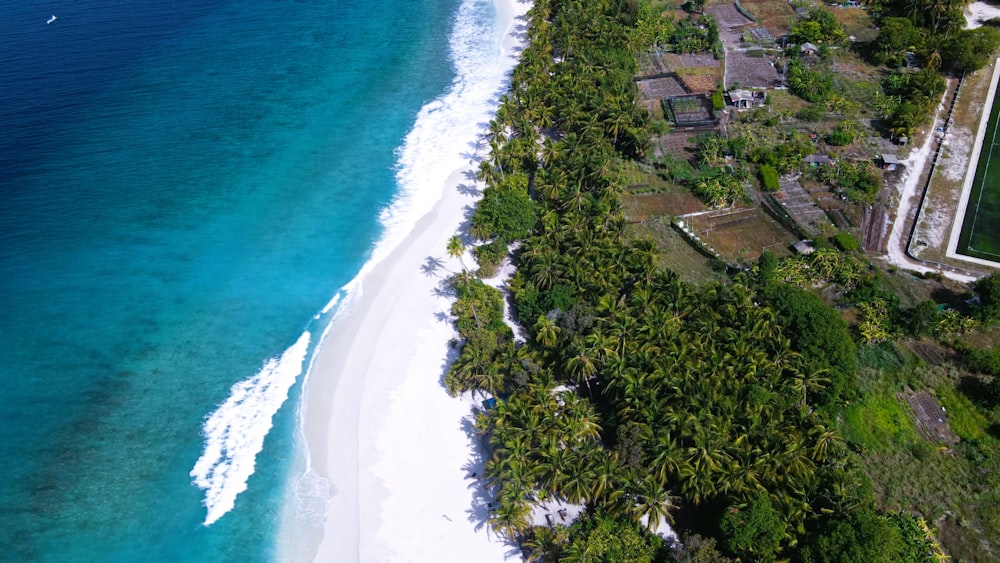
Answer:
191, 331, 311, 525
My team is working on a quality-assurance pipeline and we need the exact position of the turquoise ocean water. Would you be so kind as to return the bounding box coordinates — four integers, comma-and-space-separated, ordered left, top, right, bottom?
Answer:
0, 0, 505, 559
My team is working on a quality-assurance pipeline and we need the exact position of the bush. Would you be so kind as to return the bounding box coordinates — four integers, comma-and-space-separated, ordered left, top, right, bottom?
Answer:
826, 121, 860, 147
473, 239, 508, 277
798, 509, 907, 563
965, 345, 1000, 377
831, 232, 859, 251
787, 59, 835, 103
796, 104, 826, 122
762, 283, 857, 403
564, 512, 664, 563
720, 495, 785, 561
711, 91, 725, 111
758, 164, 780, 192
470, 174, 537, 243
975, 273, 1000, 324
825, 126, 856, 146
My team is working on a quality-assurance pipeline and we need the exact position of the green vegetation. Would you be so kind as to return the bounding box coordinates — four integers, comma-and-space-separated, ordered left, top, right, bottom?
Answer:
529, 511, 666, 563
443, 0, 1000, 559
718, 494, 785, 561
760, 283, 857, 404
790, 7, 847, 45
935, 385, 988, 441
786, 58, 835, 103
976, 273, 1000, 324
840, 393, 919, 451
757, 164, 779, 192
814, 159, 882, 204
824, 121, 860, 147
832, 232, 859, 252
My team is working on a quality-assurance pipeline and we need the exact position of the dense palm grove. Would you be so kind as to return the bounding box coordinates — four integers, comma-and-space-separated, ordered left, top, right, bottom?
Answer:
444, 0, 947, 560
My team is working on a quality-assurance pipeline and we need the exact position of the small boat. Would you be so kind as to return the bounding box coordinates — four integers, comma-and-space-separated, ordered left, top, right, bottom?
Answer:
47, 15, 57, 24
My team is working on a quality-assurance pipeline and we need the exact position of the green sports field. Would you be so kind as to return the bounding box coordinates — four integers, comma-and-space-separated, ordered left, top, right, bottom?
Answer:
957, 85, 1000, 262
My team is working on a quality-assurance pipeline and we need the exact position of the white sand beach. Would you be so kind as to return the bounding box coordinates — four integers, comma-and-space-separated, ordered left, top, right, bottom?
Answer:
297, 0, 528, 561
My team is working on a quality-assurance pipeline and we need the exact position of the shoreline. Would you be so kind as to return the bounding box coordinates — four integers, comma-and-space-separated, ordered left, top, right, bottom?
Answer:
292, 0, 529, 560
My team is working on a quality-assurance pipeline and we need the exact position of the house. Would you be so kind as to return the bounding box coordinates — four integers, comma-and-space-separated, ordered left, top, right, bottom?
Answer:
792, 240, 816, 255
880, 154, 901, 171
727, 89, 761, 109
800, 42, 819, 56
804, 153, 833, 166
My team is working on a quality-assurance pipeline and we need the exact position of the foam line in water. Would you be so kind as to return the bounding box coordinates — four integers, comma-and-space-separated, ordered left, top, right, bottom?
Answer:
318, 292, 342, 317
191, 331, 311, 526
362, 0, 519, 275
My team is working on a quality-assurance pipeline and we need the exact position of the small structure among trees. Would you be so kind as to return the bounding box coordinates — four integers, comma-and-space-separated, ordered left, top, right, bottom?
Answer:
879, 154, 900, 171
792, 240, 816, 255
726, 88, 763, 109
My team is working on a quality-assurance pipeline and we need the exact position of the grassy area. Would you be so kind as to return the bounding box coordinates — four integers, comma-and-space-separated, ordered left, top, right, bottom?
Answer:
736, 0, 796, 33
935, 385, 988, 441
830, 6, 877, 42
840, 392, 920, 451
625, 220, 726, 285
761, 89, 809, 114
841, 359, 1000, 560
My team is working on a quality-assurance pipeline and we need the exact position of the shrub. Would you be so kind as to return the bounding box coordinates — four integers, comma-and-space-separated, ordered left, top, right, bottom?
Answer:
758, 164, 780, 192
711, 91, 725, 110
975, 273, 1000, 323
796, 104, 826, 122
825, 121, 860, 147
470, 173, 537, 243
831, 232, 859, 251
763, 283, 858, 403
799, 509, 909, 563
720, 495, 785, 561
473, 239, 508, 277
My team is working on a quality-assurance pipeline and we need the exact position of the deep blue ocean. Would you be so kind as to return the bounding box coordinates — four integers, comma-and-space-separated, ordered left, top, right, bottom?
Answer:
0, 0, 504, 559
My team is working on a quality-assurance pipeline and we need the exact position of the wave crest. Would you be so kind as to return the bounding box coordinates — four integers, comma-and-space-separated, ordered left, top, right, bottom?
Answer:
191, 331, 311, 525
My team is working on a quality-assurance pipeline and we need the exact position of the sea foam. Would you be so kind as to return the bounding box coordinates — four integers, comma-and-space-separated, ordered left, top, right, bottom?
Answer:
369, 0, 517, 272
191, 331, 311, 526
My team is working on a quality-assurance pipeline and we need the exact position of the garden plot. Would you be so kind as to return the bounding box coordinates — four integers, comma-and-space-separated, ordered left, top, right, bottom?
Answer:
773, 176, 836, 234
685, 206, 796, 262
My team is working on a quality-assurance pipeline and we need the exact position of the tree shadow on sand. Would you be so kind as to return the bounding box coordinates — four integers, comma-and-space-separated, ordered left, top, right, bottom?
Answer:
456, 182, 481, 197
422, 256, 450, 277
459, 408, 523, 557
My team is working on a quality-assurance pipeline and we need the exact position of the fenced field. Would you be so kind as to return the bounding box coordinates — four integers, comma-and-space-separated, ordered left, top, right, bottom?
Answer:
956, 88, 1000, 263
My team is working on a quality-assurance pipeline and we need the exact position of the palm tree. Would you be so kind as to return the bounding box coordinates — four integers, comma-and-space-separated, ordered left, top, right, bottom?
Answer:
632, 476, 676, 532
489, 498, 533, 541
534, 315, 561, 349
447, 235, 467, 272
523, 526, 569, 562
565, 341, 598, 398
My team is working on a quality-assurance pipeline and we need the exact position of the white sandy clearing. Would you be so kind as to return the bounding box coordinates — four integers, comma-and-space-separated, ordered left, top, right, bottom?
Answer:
883, 103, 944, 270
294, 0, 530, 561
909, 126, 970, 255
966, 1, 1000, 29
884, 78, 979, 283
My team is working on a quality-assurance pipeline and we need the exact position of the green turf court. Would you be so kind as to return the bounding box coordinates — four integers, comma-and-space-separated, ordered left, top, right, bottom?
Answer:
957, 85, 1000, 261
